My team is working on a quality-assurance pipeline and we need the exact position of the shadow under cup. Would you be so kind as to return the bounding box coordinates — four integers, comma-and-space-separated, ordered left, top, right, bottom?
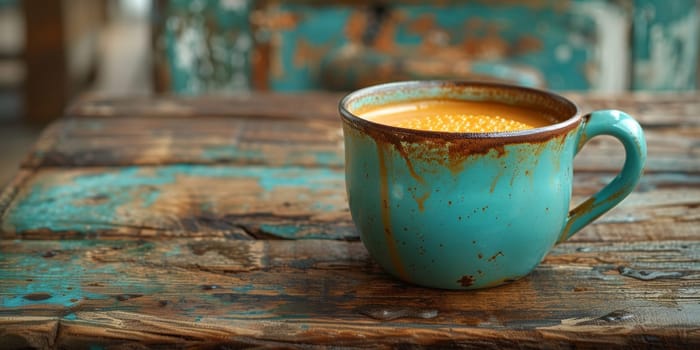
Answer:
339, 81, 646, 290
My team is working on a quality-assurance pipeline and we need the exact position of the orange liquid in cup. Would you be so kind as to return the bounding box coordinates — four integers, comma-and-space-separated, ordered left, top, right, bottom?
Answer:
358, 100, 555, 133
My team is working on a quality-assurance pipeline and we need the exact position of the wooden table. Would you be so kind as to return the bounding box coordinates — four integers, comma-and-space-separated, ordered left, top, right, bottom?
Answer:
0, 93, 698, 349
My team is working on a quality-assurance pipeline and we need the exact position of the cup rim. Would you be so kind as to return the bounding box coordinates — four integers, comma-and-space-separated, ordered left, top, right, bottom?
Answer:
338, 80, 582, 139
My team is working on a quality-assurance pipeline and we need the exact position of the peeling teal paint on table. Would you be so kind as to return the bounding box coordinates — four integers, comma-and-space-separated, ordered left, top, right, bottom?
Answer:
0, 240, 164, 309
4, 165, 345, 236
7, 167, 169, 232
258, 224, 300, 239
1, 255, 107, 309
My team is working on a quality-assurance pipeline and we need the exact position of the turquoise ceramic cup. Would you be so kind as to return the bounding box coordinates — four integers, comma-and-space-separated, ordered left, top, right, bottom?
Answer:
339, 81, 646, 289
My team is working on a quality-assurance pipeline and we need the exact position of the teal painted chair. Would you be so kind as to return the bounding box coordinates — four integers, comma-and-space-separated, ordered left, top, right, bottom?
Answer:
153, 0, 699, 94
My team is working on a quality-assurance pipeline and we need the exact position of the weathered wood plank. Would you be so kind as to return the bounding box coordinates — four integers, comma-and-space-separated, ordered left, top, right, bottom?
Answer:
0, 169, 35, 222
1, 166, 697, 241
0, 317, 58, 349
20, 94, 700, 170
566, 92, 700, 127
23, 117, 345, 168
2, 313, 696, 349
21, 117, 698, 174
66, 93, 344, 119
1, 239, 698, 348
65, 93, 700, 123
574, 129, 700, 173
0, 165, 353, 240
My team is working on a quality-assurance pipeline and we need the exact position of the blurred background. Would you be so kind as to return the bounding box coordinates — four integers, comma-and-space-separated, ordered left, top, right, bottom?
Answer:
0, 0, 698, 186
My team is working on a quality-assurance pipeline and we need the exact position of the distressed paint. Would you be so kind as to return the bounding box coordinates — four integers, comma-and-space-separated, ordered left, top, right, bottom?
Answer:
321, 47, 548, 90
382, 1, 595, 90
632, 0, 699, 90
572, 0, 630, 92
154, 1, 698, 93
0, 239, 699, 347
256, 0, 624, 91
0, 241, 161, 309
1, 254, 105, 308
158, 0, 252, 94
4, 165, 346, 238
7, 167, 167, 232
258, 224, 300, 238
262, 4, 355, 91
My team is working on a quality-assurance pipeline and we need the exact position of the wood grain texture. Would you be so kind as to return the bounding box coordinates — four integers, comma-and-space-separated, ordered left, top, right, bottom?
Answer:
19, 117, 699, 174
23, 93, 700, 174
0, 170, 34, 222
64, 93, 700, 122
1, 239, 698, 348
66, 93, 344, 120
22, 117, 345, 168
0, 167, 696, 242
1, 93, 698, 348
0, 165, 353, 240
566, 93, 700, 127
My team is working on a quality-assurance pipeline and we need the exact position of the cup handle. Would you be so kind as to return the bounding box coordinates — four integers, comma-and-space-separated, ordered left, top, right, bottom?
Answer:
558, 110, 647, 243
